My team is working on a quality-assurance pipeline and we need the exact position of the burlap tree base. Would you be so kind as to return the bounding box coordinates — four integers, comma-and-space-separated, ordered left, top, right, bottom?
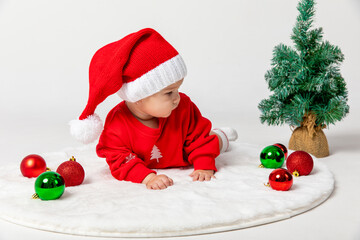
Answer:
289, 126, 329, 158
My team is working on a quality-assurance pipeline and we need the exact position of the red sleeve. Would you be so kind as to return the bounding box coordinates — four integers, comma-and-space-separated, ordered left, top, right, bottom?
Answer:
96, 107, 155, 183
182, 96, 220, 171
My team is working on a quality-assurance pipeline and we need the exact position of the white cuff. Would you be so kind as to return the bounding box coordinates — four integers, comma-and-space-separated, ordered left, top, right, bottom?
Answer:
212, 128, 229, 153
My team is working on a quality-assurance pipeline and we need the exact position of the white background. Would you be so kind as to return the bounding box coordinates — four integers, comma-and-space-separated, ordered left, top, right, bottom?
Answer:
1, 0, 360, 239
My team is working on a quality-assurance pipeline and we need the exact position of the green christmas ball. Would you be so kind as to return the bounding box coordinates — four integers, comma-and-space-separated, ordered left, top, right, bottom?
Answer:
34, 171, 65, 200
259, 145, 285, 169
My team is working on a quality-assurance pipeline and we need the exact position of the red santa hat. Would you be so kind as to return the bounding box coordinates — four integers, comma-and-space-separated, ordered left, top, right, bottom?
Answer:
70, 28, 187, 144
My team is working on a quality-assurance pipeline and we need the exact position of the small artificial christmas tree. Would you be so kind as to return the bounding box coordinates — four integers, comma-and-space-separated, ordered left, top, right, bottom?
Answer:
258, 0, 349, 158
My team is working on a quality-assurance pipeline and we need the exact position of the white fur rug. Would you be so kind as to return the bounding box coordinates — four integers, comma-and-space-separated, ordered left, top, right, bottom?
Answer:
0, 142, 334, 237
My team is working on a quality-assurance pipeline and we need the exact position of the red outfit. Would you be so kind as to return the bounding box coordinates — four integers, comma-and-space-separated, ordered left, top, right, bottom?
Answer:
96, 93, 220, 183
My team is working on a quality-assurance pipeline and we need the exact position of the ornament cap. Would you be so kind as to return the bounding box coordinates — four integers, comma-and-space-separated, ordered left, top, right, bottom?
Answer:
70, 156, 76, 162
293, 170, 300, 177
32, 193, 39, 199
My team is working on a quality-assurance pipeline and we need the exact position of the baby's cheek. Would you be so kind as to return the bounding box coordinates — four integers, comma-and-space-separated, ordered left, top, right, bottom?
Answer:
162, 103, 174, 115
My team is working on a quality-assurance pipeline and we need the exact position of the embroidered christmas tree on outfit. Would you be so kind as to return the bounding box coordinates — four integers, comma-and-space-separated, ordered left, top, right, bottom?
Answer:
150, 145, 163, 163
125, 153, 136, 164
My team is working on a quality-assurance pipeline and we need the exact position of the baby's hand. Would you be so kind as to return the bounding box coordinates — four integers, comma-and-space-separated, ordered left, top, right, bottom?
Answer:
190, 170, 215, 181
142, 173, 173, 190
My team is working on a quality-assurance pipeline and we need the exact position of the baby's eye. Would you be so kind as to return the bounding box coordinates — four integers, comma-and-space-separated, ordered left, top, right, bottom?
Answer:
166, 91, 173, 95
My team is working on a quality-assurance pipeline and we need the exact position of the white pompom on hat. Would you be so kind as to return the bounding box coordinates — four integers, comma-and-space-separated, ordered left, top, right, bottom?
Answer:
70, 28, 187, 144
69, 114, 103, 144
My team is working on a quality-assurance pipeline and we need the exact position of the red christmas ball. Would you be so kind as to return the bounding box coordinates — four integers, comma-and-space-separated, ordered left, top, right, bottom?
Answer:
286, 151, 313, 177
20, 154, 47, 178
273, 143, 288, 158
56, 157, 85, 187
268, 168, 293, 191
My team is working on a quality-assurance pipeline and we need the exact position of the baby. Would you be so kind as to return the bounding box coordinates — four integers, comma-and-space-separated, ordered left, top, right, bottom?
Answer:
70, 28, 237, 190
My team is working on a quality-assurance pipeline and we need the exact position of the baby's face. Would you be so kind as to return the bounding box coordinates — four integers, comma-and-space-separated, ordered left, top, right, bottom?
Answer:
139, 79, 183, 118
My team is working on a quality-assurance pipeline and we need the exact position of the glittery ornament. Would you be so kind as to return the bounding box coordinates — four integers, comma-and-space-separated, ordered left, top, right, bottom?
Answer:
286, 151, 313, 177
56, 156, 85, 187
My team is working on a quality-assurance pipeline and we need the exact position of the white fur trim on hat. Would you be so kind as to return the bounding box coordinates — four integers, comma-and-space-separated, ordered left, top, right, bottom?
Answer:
117, 54, 187, 102
69, 114, 103, 144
